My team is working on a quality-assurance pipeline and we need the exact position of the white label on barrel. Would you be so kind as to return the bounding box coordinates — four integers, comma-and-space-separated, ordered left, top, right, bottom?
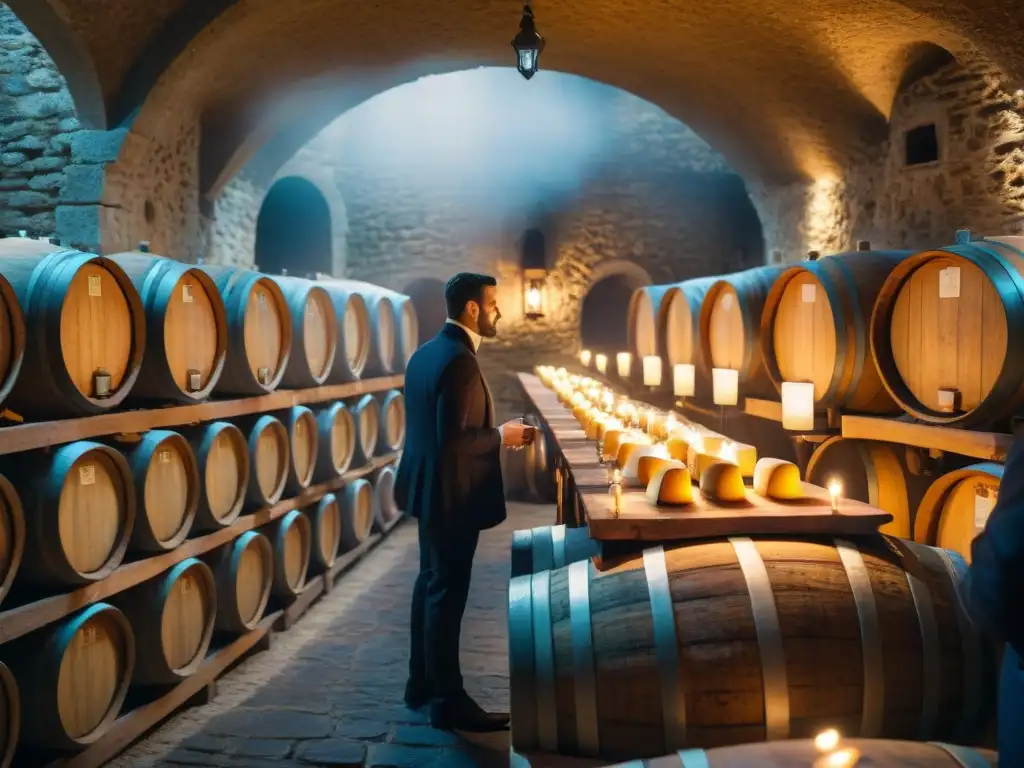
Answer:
81, 625, 97, 646
182, 283, 194, 303
79, 464, 96, 486
720, 293, 734, 311
257, 290, 266, 308
801, 283, 816, 303
975, 488, 996, 530
939, 266, 961, 299
88, 274, 102, 297
159, 450, 171, 463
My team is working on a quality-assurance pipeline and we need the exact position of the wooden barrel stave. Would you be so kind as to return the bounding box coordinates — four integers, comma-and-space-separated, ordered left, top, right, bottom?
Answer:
317, 277, 399, 377
203, 530, 273, 634
0, 241, 28, 413
199, 265, 293, 395
307, 493, 342, 572
235, 414, 290, 508
178, 421, 250, 532
0, 473, 24, 610
913, 463, 1003, 563
351, 394, 381, 465
510, 524, 601, 577
378, 389, 406, 454
340, 478, 375, 552
266, 275, 338, 388
268, 509, 311, 599
109, 557, 216, 685
509, 536, 996, 761
390, 293, 419, 372
278, 405, 319, 495
0, 238, 145, 416
312, 401, 355, 481
523, 414, 558, 503
761, 249, 910, 412
0, 602, 134, 751
372, 465, 400, 531
0, 661, 18, 768
5, 441, 135, 586
107, 250, 228, 402
112, 430, 200, 553
318, 282, 371, 382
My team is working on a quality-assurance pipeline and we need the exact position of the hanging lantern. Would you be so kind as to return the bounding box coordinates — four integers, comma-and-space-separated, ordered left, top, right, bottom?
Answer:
511, 4, 545, 80
523, 267, 547, 319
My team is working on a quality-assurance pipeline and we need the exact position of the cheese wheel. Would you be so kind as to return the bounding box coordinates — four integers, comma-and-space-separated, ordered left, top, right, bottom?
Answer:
616, 440, 644, 469
687, 449, 723, 483
646, 462, 693, 506
622, 444, 670, 484
753, 457, 804, 500
700, 461, 747, 502
638, 455, 675, 486
664, 437, 689, 461
602, 430, 627, 462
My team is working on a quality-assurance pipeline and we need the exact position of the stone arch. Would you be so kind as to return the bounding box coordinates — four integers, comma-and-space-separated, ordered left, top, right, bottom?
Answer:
402, 277, 448, 346
255, 176, 333, 277
579, 260, 652, 354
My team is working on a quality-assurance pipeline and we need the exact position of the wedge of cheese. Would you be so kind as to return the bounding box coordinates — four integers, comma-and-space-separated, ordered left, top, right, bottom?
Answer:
646, 461, 693, 506
752, 457, 804, 500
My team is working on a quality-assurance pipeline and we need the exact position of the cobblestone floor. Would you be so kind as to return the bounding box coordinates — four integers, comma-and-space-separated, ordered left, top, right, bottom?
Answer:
109, 502, 556, 768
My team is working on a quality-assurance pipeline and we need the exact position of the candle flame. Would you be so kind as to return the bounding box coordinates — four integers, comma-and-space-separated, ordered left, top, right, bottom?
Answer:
828, 478, 843, 499
814, 728, 840, 752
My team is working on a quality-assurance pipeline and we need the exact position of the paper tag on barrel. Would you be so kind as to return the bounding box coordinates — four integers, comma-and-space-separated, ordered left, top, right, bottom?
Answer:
801, 284, 816, 303
939, 266, 961, 299
79, 464, 96, 486
975, 487, 996, 530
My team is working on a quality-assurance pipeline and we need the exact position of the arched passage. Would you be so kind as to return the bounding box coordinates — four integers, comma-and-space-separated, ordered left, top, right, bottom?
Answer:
255, 176, 333, 277
579, 274, 641, 355
402, 278, 448, 346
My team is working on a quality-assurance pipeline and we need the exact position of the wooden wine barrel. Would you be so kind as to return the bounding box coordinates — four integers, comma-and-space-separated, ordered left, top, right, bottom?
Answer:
318, 281, 371, 382
389, 293, 419, 372
307, 493, 342, 572
351, 393, 381, 465
267, 275, 338, 388
0, 242, 27, 414
0, 474, 24, 610
11, 441, 134, 587
913, 463, 1003, 563
279, 405, 318, 495
699, 265, 786, 400
0, 661, 18, 768
510, 524, 600, 577
0, 237, 145, 416
761, 247, 911, 412
340, 478, 375, 552
378, 389, 406, 454
199, 265, 292, 395
869, 233, 1024, 427
312, 401, 355, 481
806, 437, 913, 539
110, 558, 216, 685
235, 414, 289, 508
179, 421, 250, 532
269, 509, 311, 599
372, 464, 400, 530
204, 530, 273, 633
523, 413, 557, 503
627, 277, 718, 369
319, 278, 399, 376
509, 536, 996, 761
2, 602, 134, 751
107, 248, 228, 402
606, 739, 998, 767
113, 430, 199, 553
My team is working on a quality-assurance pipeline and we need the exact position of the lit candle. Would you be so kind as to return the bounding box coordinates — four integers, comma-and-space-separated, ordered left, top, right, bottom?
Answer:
814, 729, 841, 753
580, 349, 592, 367
611, 468, 623, 515
828, 478, 843, 513
595, 354, 608, 375
674, 363, 695, 397
719, 441, 739, 465
664, 414, 678, 437
642, 355, 663, 387
712, 367, 739, 406
781, 381, 815, 431
616, 352, 632, 379
602, 390, 614, 411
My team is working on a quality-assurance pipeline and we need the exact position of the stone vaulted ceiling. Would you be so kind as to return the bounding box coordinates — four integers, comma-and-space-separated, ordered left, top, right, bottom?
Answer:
8, 0, 1024, 192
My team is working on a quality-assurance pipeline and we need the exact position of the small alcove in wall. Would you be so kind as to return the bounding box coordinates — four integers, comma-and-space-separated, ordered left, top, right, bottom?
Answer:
255, 176, 333, 277
579, 260, 652, 355
402, 277, 449, 345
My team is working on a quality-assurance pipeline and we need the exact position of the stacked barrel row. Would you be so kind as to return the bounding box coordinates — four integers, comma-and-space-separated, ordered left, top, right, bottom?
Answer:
0, 236, 419, 418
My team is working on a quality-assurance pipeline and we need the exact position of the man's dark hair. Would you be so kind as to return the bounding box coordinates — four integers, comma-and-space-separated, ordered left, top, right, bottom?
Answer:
444, 272, 497, 319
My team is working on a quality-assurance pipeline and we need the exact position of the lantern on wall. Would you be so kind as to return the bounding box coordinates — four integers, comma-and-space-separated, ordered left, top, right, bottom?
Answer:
520, 226, 548, 320
511, 4, 545, 80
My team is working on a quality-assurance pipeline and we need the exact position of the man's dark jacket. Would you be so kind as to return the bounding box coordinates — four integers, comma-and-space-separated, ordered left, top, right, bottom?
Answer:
394, 323, 506, 530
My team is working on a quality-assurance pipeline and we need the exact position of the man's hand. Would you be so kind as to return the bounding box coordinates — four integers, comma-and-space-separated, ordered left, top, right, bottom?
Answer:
501, 420, 537, 449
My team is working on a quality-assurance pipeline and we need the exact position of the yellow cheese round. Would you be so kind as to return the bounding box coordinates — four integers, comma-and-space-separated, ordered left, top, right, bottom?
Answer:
700, 461, 747, 503
638, 455, 675, 487
602, 430, 626, 462
646, 462, 693, 506
664, 437, 689, 461
753, 457, 804, 500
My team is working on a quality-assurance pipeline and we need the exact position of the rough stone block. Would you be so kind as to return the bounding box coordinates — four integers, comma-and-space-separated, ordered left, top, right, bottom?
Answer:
2, 190, 50, 209
206, 708, 332, 740
16, 90, 74, 119
0, 120, 32, 142
27, 173, 63, 192
49, 133, 74, 153
55, 205, 101, 248
232, 738, 293, 759
296, 739, 367, 766
0, 152, 26, 167
26, 156, 65, 172
26, 67, 63, 91
61, 164, 105, 203
0, 75, 32, 97
5, 135, 44, 153
58, 117, 81, 133
71, 128, 128, 165
365, 743, 441, 767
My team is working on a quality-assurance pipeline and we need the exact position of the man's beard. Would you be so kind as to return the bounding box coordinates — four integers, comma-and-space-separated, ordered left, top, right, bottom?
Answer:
478, 312, 499, 338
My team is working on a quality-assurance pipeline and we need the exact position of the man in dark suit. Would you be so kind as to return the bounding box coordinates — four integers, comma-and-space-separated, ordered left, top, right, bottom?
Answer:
394, 272, 535, 732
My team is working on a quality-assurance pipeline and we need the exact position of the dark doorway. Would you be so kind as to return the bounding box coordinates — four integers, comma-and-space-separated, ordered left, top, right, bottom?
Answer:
580, 274, 636, 354
403, 277, 448, 346
255, 176, 332, 277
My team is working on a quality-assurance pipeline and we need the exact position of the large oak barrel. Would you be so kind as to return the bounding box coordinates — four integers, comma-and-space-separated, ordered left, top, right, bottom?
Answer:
351, 393, 381, 464
8, 441, 134, 587
509, 536, 996, 761
510, 524, 600, 577
114, 430, 199, 552
319, 278, 400, 376
0, 240, 27, 412
340, 478, 375, 552
179, 421, 250, 532
267, 275, 338, 388
390, 293, 419, 372
307, 494, 342, 572
523, 413, 557, 503
107, 248, 228, 402
0, 237, 145, 416
761, 247, 910, 412
0, 474, 24, 610
312, 402, 355, 481
204, 530, 273, 634
605, 739, 998, 767
268, 509, 311, 600
869, 233, 1024, 427
806, 437, 915, 539
279, 405, 318, 495
914, 463, 1002, 562
235, 414, 289, 508
110, 558, 216, 685
627, 277, 718, 375
199, 265, 292, 395
378, 389, 406, 454
0, 661, 17, 768
372, 464, 400, 530
318, 281, 371, 382
699, 266, 786, 400
1, 603, 134, 751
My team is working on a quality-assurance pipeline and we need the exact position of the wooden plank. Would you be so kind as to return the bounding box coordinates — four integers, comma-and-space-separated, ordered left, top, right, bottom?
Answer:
275, 578, 326, 632
0, 375, 404, 457
49, 611, 283, 768
0, 454, 399, 645
841, 414, 1013, 462
581, 481, 892, 540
